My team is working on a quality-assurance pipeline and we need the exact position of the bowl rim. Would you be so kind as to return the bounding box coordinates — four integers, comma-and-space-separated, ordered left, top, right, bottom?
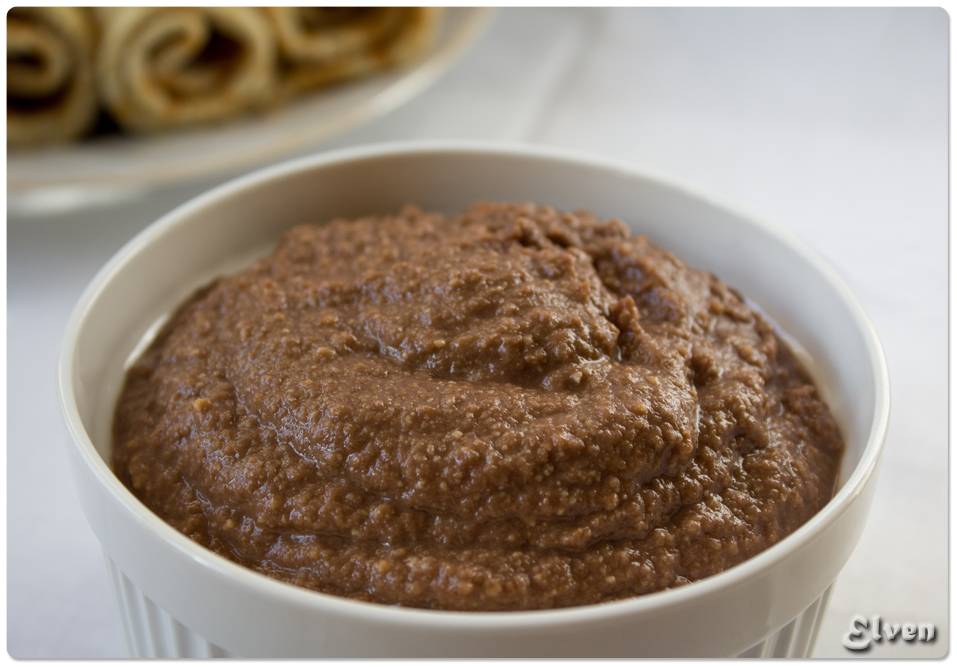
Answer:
57, 140, 890, 630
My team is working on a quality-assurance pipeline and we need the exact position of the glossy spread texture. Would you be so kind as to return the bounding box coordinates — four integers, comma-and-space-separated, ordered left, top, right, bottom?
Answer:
113, 203, 844, 610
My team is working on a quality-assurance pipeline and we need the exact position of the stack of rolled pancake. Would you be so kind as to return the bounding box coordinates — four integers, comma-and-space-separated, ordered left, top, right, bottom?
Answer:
7, 7, 440, 147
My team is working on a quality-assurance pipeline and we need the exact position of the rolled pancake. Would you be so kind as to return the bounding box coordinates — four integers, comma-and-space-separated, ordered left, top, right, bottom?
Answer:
266, 7, 440, 95
95, 7, 276, 133
7, 7, 97, 147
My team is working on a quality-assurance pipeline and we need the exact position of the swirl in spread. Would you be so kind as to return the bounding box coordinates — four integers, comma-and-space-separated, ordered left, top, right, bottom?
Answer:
113, 203, 844, 610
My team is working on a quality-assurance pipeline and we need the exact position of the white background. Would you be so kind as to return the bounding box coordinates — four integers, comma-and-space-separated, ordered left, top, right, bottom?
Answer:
7, 8, 948, 658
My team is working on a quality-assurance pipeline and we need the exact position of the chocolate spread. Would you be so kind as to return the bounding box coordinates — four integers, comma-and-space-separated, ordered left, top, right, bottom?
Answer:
113, 203, 844, 611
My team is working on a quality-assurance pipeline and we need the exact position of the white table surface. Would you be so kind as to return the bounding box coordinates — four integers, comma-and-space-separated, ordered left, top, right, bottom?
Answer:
8, 8, 948, 658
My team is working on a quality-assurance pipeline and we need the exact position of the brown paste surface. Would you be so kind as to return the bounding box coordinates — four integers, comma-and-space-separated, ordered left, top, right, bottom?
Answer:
113, 203, 844, 611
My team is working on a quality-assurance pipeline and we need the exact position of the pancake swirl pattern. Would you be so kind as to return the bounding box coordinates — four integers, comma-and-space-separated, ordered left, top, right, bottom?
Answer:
7, 7, 441, 144
7, 7, 98, 146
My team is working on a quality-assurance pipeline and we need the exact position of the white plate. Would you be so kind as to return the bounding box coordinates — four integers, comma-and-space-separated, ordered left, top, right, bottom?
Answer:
8, 8, 491, 211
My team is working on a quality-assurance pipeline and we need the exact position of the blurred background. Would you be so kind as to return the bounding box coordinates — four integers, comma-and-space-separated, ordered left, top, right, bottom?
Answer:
7, 7, 948, 658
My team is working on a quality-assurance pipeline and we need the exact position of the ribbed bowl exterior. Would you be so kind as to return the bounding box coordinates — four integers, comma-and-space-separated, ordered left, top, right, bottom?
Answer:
105, 557, 229, 659
105, 554, 831, 659
738, 587, 833, 658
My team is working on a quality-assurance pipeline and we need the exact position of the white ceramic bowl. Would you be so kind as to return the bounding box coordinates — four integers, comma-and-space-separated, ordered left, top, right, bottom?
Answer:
58, 143, 889, 658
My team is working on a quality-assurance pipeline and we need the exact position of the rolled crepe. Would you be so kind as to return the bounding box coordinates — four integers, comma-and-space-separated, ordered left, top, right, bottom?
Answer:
7, 7, 98, 147
95, 7, 276, 133
266, 7, 440, 95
